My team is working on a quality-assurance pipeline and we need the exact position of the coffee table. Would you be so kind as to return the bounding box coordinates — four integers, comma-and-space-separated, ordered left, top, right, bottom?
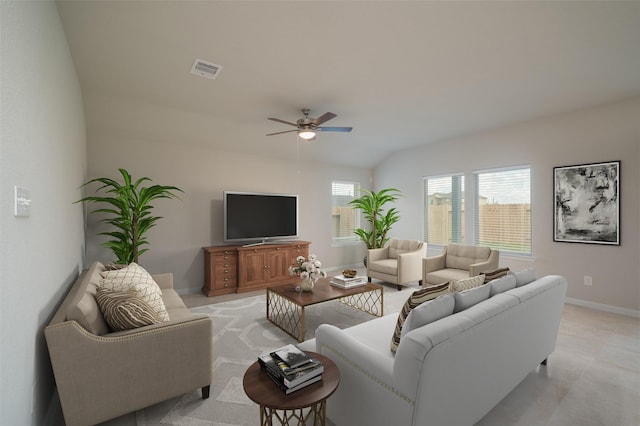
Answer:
266, 277, 384, 342
243, 351, 339, 426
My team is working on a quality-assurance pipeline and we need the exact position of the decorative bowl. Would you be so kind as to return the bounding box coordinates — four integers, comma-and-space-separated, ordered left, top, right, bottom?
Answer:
342, 269, 357, 278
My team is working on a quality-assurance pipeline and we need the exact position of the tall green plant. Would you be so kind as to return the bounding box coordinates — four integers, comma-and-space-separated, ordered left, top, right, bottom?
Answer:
76, 168, 183, 264
349, 188, 401, 249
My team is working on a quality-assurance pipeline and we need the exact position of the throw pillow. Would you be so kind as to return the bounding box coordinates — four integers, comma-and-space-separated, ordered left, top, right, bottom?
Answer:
99, 262, 169, 321
390, 282, 450, 353
483, 267, 510, 283
401, 293, 455, 338
514, 268, 536, 287
453, 284, 491, 313
488, 274, 517, 296
450, 274, 485, 292
95, 287, 163, 331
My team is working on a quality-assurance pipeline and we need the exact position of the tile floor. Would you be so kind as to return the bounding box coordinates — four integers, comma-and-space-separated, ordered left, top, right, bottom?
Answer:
99, 291, 639, 426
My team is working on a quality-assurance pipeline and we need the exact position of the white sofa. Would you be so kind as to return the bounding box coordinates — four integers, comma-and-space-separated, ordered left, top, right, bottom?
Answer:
299, 274, 567, 426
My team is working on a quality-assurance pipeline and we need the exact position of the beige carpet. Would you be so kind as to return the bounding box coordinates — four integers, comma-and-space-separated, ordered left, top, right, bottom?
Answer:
135, 283, 414, 426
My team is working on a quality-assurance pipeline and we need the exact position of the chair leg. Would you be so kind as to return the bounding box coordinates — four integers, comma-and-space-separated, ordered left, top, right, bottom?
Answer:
541, 358, 548, 366
419, 280, 423, 287
202, 385, 211, 399
397, 285, 402, 291
367, 276, 372, 282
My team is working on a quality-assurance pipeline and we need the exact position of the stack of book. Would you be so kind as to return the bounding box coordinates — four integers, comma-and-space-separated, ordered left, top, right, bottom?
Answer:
258, 344, 324, 394
330, 274, 367, 289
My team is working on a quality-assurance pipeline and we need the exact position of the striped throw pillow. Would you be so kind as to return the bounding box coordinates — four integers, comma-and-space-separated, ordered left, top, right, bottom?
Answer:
95, 287, 163, 331
483, 267, 510, 283
450, 274, 485, 292
390, 282, 450, 353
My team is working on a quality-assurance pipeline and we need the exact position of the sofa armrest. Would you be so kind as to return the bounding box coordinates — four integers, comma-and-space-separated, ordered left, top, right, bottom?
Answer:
397, 245, 426, 283
45, 315, 212, 425
469, 250, 500, 276
152, 272, 174, 290
423, 252, 446, 274
315, 324, 414, 425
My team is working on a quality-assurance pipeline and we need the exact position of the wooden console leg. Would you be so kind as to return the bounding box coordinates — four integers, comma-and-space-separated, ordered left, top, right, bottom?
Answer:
202, 385, 211, 399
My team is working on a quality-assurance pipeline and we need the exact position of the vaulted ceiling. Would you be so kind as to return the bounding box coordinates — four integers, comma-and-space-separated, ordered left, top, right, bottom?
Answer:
56, 1, 640, 168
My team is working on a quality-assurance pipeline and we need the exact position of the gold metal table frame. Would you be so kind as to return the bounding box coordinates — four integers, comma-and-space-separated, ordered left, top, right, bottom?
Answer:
266, 278, 384, 342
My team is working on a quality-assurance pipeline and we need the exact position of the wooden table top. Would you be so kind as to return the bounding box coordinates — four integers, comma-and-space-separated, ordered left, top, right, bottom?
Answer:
242, 351, 340, 410
267, 277, 382, 308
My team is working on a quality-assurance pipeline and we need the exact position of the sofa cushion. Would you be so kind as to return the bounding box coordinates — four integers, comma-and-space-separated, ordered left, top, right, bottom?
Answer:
514, 267, 536, 287
450, 274, 485, 292
401, 293, 455, 338
488, 274, 517, 296
99, 262, 169, 321
424, 268, 469, 285
483, 267, 510, 283
368, 258, 400, 276
388, 239, 422, 259
445, 244, 491, 270
95, 287, 163, 331
66, 262, 110, 336
390, 282, 450, 352
453, 284, 490, 313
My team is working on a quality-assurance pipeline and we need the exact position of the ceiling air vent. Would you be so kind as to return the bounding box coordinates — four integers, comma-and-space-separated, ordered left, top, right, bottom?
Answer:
190, 58, 223, 80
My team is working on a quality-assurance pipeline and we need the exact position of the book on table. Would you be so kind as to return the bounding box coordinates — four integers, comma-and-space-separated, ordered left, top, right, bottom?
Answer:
258, 345, 324, 392
330, 275, 367, 288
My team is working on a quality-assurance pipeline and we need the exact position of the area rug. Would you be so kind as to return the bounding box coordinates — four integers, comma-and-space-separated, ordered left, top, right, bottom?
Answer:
135, 284, 415, 426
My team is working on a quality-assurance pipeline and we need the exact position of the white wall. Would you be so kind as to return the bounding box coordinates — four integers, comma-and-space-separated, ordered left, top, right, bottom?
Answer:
375, 98, 640, 313
83, 93, 372, 293
0, 1, 86, 424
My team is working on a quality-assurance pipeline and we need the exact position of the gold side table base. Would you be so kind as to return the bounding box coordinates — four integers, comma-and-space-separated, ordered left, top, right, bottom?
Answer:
260, 399, 327, 426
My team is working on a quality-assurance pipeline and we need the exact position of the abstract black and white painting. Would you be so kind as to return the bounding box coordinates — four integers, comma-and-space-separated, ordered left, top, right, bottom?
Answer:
554, 161, 620, 245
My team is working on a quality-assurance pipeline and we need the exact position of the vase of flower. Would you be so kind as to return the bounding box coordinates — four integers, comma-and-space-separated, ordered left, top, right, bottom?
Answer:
289, 254, 326, 293
300, 277, 315, 292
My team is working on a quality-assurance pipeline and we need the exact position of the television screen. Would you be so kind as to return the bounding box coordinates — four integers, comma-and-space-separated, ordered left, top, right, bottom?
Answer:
224, 191, 298, 244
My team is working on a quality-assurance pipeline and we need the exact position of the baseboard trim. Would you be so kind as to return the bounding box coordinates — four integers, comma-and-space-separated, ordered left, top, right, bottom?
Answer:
565, 297, 639, 318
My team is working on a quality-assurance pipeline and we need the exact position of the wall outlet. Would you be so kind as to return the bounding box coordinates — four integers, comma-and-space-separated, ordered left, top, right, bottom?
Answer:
584, 276, 593, 286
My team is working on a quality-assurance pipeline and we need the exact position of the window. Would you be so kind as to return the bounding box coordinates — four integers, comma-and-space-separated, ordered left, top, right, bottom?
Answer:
474, 166, 531, 255
423, 174, 465, 246
331, 180, 360, 244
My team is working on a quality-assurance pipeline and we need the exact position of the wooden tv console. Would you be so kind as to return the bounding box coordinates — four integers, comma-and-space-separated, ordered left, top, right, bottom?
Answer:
202, 241, 310, 297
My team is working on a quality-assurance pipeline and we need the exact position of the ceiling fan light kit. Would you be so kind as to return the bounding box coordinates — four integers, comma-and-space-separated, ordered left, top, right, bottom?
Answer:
267, 109, 352, 140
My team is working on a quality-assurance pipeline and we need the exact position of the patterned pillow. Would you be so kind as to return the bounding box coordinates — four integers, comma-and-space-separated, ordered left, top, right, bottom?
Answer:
483, 267, 510, 283
95, 287, 163, 331
450, 274, 485, 292
99, 262, 169, 321
390, 282, 450, 353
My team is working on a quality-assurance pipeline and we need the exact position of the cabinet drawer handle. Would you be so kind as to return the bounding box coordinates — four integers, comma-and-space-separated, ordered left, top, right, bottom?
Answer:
224, 269, 228, 273
224, 264, 229, 267
224, 283, 229, 287
224, 256, 228, 259
224, 278, 229, 281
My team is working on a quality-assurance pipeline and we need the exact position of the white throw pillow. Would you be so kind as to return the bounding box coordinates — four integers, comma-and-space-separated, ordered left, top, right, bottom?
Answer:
450, 274, 485, 292
453, 284, 490, 313
488, 274, 517, 296
514, 268, 536, 287
99, 262, 169, 321
401, 293, 455, 338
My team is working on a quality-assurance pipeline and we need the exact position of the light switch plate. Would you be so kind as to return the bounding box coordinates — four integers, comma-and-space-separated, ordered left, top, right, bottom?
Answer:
14, 186, 31, 217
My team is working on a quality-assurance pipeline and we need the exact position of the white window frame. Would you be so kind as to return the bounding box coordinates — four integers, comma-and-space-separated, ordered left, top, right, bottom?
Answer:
473, 165, 532, 256
423, 173, 465, 249
331, 180, 360, 245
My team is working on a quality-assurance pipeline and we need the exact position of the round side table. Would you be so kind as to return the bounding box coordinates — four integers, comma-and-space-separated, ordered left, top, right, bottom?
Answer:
242, 351, 340, 426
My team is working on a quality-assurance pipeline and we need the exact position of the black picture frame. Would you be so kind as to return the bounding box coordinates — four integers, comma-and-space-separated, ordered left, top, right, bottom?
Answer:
554, 161, 620, 245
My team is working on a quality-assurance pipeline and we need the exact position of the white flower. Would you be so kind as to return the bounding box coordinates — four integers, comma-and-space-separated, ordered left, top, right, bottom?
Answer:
296, 255, 305, 263
300, 271, 310, 279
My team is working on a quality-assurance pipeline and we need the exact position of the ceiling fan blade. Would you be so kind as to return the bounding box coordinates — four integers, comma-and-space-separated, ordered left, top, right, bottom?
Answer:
312, 112, 337, 126
266, 129, 298, 136
318, 126, 353, 133
268, 117, 298, 127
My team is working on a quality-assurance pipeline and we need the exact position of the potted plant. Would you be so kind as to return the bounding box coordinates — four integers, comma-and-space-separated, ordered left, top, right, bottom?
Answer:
76, 168, 183, 264
350, 188, 401, 254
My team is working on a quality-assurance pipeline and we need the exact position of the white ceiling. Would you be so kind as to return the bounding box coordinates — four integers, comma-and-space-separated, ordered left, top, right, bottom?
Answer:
56, 1, 640, 168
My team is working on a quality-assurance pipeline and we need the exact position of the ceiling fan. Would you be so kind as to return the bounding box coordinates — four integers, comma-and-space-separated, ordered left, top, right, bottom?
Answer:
266, 109, 353, 140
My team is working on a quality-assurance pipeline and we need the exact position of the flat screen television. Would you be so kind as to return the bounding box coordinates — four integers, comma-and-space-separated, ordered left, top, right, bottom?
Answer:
223, 191, 299, 245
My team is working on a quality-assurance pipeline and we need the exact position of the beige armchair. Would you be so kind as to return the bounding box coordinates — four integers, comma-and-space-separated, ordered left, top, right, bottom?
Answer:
422, 244, 499, 286
367, 238, 426, 290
